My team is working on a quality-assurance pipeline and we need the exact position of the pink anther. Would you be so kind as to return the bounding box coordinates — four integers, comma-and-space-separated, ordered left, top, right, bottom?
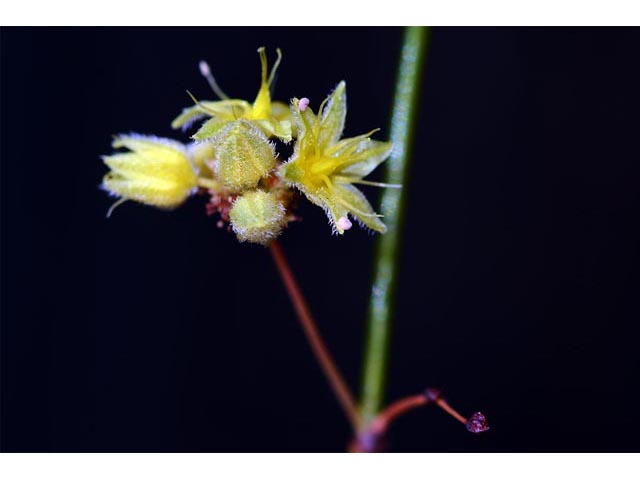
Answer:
199, 60, 211, 77
337, 216, 352, 231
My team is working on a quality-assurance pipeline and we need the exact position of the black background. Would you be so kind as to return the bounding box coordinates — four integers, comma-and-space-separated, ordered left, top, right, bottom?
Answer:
2, 27, 640, 452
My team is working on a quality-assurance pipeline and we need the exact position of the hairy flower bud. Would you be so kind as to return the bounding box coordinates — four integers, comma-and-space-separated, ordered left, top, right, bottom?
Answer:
229, 190, 286, 245
212, 120, 276, 191
101, 134, 197, 211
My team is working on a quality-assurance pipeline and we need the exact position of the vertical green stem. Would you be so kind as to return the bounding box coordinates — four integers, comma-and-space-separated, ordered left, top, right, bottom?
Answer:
359, 26, 429, 427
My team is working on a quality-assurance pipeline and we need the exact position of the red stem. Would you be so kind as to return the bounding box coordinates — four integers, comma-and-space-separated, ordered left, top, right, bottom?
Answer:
369, 394, 427, 436
353, 389, 479, 452
434, 397, 467, 425
269, 240, 360, 431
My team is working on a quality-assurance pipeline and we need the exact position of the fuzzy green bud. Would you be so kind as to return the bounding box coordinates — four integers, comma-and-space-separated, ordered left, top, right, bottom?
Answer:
212, 120, 276, 191
229, 190, 286, 245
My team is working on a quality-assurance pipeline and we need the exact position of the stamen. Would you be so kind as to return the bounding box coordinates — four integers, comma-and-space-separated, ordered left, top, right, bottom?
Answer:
318, 96, 329, 117
347, 178, 402, 189
337, 216, 352, 231
106, 197, 127, 218
299, 97, 310, 112
198, 60, 210, 77
267, 48, 283, 87
257, 47, 268, 84
198, 60, 230, 100
186, 90, 218, 116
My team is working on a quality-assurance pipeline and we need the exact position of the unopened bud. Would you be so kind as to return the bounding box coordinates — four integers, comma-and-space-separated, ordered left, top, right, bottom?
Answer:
229, 190, 286, 245
102, 134, 197, 211
466, 412, 490, 433
213, 120, 276, 191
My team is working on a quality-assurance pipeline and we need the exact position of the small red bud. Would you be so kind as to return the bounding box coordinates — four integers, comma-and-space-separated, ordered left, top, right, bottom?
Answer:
466, 412, 490, 433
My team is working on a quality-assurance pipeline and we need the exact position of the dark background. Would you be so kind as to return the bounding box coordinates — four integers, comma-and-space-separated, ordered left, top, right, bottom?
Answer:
2, 27, 639, 452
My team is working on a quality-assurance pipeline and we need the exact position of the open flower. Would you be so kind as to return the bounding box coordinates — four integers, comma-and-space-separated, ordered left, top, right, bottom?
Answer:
101, 134, 198, 213
278, 82, 394, 234
172, 47, 292, 142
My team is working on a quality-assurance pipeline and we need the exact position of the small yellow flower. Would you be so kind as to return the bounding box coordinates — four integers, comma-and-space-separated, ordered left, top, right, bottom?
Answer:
278, 82, 394, 234
101, 134, 198, 213
172, 48, 292, 143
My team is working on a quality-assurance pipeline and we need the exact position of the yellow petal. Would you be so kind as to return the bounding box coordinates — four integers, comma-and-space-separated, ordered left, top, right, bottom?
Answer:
172, 100, 250, 130
253, 119, 292, 144
272, 100, 296, 137
318, 81, 346, 149
112, 134, 185, 156
103, 174, 193, 209
331, 183, 386, 233
338, 139, 392, 178
193, 117, 227, 141
248, 47, 273, 120
289, 98, 319, 159
102, 134, 197, 210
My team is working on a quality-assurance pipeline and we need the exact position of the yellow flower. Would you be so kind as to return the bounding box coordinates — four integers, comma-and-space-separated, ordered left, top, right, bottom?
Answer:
278, 82, 394, 234
172, 48, 292, 143
101, 134, 198, 213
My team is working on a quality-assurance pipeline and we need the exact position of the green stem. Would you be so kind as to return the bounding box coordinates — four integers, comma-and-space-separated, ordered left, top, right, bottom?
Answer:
359, 26, 429, 428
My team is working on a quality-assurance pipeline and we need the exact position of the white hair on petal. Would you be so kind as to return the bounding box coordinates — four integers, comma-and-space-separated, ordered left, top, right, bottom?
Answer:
181, 113, 206, 132
115, 133, 187, 153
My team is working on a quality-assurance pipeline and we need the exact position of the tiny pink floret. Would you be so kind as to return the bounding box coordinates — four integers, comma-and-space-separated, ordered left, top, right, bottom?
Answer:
337, 216, 352, 231
299, 98, 310, 112
199, 60, 211, 77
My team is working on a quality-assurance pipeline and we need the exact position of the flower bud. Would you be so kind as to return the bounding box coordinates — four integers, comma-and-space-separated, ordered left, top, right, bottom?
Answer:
212, 120, 276, 191
102, 134, 197, 210
229, 190, 286, 245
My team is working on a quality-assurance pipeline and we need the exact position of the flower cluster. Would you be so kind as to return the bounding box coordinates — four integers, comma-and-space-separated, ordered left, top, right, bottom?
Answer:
100, 47, 396, 245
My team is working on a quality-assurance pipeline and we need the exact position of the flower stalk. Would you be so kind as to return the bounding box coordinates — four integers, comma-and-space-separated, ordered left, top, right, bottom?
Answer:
269, 240, 360, 431
353, 388, 489, 452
